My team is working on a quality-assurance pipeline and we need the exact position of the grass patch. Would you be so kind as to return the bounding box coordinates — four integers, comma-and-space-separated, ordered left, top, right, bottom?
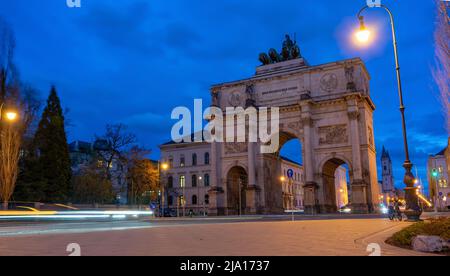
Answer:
386, 217, 450, 254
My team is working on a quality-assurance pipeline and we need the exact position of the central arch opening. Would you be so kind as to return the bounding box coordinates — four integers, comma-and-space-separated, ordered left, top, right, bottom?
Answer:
263, 130, 305, 213
322, 158, 352, 213
226, 166, 248, 215
279, 138, 304, 211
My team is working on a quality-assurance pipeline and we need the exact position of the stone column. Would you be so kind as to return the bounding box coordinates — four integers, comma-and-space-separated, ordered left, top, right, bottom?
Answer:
300, 103, 319, 214
348, 109, 362, 181
248, 142, 256, 186
301, 107, 315, 184
245, 142, 258, 214
208, 141, 224, 216
347, 104, 369, 213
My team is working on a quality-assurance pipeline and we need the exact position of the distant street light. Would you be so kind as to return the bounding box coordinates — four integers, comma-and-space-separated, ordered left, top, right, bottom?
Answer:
0, 103, 18, 122
354, 3, 422, 221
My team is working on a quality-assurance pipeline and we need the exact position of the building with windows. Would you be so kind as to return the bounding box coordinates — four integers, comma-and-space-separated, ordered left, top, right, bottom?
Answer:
160, 138, 212, 216
428, 138, 450, 211
279, 157, 305, 210
335, 166, 349, 209
380, 147, 395, 195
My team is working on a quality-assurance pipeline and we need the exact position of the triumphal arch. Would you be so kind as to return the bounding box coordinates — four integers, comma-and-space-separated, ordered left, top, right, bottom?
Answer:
207, 36, 380, 215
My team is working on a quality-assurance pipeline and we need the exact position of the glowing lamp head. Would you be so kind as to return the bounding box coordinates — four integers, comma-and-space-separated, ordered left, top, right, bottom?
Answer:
356, 16, 371, 43
280, 176, 286, 182
161, 163, 169, 171
5, 111, 18, 121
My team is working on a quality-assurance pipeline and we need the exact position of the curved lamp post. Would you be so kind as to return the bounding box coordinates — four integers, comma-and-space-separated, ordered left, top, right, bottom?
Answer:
355, 4, 422, 221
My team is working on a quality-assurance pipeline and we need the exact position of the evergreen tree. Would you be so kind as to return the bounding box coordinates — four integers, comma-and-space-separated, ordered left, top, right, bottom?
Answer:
33, 86, 71, 202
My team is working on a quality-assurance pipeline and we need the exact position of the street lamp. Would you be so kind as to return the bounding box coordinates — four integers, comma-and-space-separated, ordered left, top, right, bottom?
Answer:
355, 4, 422, 221
159, 162, 169, 217
355, 16, 371, 44
0, 103, 18, 122
198, 176, 206, 216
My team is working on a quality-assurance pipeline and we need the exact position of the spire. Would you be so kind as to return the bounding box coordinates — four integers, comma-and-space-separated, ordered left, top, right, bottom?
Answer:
381, 146, 390, 160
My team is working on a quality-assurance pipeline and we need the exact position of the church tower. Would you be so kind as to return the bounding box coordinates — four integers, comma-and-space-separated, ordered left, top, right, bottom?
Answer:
381, 147, 395, 194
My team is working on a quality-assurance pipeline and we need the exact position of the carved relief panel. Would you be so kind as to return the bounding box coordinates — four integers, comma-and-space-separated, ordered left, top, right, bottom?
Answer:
318, 125, 349, 145
224, 143, 248, 154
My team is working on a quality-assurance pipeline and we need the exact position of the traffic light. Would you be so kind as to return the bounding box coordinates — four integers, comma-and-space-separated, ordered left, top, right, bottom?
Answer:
431, 169, 439, 178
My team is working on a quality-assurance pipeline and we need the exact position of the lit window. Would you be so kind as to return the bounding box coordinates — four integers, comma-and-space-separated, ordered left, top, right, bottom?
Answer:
180, 155, 185, 167
180, 175, 186, 188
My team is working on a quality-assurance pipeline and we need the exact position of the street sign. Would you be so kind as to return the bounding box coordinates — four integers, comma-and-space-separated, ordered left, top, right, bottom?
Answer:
287, 169, 294, 179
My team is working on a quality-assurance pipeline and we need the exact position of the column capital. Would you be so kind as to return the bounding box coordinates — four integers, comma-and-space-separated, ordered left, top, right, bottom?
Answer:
348, 110, 360, 120
301, 116, 313, 127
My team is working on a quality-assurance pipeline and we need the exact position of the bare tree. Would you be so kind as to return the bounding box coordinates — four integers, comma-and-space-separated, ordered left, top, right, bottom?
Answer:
433, 0, 450, 134
95, 124, 137, 179
0, 19, 40, 209
0, 18, 16, 102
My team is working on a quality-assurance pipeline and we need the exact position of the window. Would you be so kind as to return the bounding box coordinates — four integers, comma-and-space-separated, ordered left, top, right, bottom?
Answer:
168, 176, 174, 189
439, 179, 448, 188
192, 154, 197, 166
205, 194, 210, 205
204, 152, 210, 165
180, 155, 185, 167
180, 175, 186, 188
192, 195, 198, 205
168, 157, 174, 168
204, 174, 210, 187
168, 196, 173, 206
192, 175, 197, 187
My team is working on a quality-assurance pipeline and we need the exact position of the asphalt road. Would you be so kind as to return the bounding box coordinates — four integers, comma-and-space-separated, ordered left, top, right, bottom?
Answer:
0, 213, 388, 237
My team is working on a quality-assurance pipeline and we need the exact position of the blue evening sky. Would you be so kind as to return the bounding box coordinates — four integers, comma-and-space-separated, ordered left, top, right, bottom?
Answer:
0, 0, 447, 190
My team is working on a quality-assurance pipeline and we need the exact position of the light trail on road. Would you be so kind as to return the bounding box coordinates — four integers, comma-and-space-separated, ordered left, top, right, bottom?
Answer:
0, 210, 155, 221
